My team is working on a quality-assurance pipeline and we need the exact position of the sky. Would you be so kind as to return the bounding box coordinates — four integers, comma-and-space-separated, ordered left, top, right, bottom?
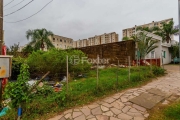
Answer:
3, 0, 179, 47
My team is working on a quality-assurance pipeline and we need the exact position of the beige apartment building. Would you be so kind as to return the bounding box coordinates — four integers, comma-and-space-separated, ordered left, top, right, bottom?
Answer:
20, 32, 118, 51
73, 32, 119, 48
122, 18, 173, 38
49, 35, 73, 49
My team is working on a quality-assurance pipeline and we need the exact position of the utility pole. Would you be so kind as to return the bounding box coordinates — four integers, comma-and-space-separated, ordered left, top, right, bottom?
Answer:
0, 0, 3, 55
0, 0, 2, 109
178, 0, 180, 71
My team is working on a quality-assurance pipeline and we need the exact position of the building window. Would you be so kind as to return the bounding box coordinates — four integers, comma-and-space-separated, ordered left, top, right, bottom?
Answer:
60, 39, 62, 42
64, 40, 66, 43
151, 51, 155, 58
53, 38, 55, 40
57, 44, 58, 46
163, 51, 166, 58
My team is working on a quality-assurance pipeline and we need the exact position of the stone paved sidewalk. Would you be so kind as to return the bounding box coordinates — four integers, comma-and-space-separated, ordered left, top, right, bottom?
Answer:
49, 70, 180, 120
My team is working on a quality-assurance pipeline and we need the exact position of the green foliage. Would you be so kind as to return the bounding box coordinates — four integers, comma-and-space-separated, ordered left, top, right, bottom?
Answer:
4, 63, 30, 107
137, 20, 179, 43
154, 20, 179, 43
26, 49, 91, 74
3, 66, 165, 119
10, 57, 25, 80
152, 66, 166, 76
26, 28, 54, 51
122, 36, 131, 41
134, 32, 158, 59
169, 43, 179, 58
7, 43, 20, 57
22, 45, 34, 53
164, 101, 180, 120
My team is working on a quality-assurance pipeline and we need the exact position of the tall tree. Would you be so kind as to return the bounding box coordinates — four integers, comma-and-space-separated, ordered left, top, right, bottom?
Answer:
26, 28, 55, 51
137, 20, 179, 43
131, 32, 158, 59
153, 20, 179, 43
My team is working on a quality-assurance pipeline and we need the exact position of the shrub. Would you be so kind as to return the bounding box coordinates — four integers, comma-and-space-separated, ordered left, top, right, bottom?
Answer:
152, 66, 166, 76
10, 57, 25, 80
4, 63, 30, 107
26, 49, 91, 77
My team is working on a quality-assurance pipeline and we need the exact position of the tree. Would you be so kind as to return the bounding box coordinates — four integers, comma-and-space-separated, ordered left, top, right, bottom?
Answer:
169, 43, 179, 58
26, 28, 55, 51
133, 32, 158, 59
137, 20, 179, 43
122, 36, 131, 41
136, 26, 154, 33
22, 45, 34, 53
7, 43, 20, 57
153, 20, 179, 43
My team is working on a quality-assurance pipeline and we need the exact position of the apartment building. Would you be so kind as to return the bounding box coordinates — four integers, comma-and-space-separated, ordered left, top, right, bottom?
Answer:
21, 32, 118, 50
73, 32, 119, 48
122, 18, 173, 38
49, 35, 73, 49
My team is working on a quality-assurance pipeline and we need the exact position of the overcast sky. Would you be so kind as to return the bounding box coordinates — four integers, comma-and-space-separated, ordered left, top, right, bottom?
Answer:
3, 0, 179, 47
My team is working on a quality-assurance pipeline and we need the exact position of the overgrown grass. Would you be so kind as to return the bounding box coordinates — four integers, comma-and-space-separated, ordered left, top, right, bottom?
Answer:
148, 100, 180, 120
2, 66, 165, 120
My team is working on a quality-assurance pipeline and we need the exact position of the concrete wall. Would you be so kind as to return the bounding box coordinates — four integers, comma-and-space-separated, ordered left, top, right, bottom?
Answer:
162, 46, 171, 64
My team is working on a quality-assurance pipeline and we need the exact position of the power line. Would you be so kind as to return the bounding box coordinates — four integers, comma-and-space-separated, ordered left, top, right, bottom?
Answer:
4, 0, 15, 7
4, 0, 53, 23
4, 0, 25, 11
4, 0, 35, 17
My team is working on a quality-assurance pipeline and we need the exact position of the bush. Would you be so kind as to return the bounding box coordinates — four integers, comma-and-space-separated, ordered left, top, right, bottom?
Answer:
10, 57, 25, 80
4, 63, 30, 107
152, 66, 166, 76
26, 49, 91, 77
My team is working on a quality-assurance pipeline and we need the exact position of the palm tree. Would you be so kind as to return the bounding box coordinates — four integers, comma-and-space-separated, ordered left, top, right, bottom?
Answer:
153, 20, 179, 43
26, 28, 55, 51
136, 26, 154, 33
137, 20, 179, 43
132, 32, 158, 59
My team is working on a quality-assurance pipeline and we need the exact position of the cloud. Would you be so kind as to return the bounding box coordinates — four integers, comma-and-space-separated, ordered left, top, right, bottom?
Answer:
3, 0, 179, 47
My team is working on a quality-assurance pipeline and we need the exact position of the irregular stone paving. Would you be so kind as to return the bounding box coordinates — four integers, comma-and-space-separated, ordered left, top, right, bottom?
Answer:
49, 70, 180, 120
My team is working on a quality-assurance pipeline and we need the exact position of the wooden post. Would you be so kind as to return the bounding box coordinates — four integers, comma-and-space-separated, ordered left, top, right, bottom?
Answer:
178, 0, 180, 71
116, 59, 119, 85
156, 58, 157, 66
128, 56, 131, 81
66, 55, 69, 91
97, 55, 99, 87
150, 58, 152, 71
28, 71, 50, 94
162, 54, 164, 69
0, 0, 3, 55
